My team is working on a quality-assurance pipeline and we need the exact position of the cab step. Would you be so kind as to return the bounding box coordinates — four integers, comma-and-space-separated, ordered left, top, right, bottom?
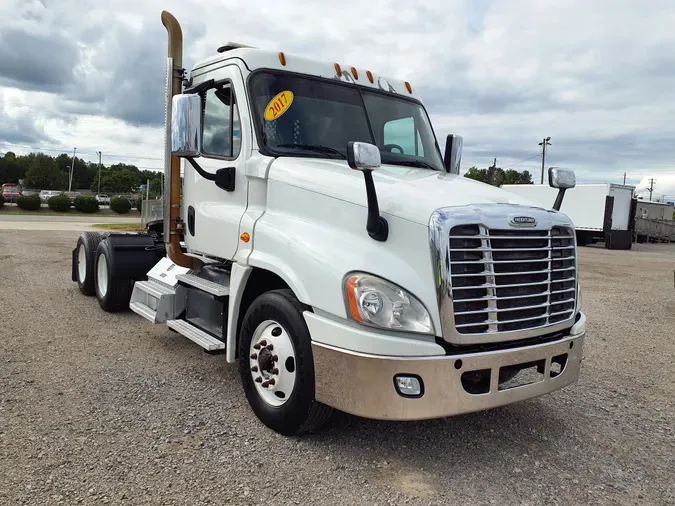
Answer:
176, 272, 230, 297
129, 279, 178, 323
166, 319, 226, 351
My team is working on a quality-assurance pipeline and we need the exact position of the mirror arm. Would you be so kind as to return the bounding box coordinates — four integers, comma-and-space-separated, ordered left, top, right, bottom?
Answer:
185, 157, 235, 191
186, 156, 214, 181
553, 188, 567, 211
362, 169, 388, 242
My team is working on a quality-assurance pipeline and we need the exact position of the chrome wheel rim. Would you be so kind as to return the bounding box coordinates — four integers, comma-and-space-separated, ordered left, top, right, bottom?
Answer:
77, 244, 87, 283
249, 320, 296, 407
96, 253, 108, 297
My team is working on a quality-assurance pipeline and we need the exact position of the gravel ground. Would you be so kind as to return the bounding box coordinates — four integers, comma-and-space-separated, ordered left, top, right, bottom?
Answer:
0, 231, 674, 506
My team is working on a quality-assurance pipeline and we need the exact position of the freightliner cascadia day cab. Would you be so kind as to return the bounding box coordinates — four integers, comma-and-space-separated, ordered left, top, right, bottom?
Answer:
71, 11, 587, 435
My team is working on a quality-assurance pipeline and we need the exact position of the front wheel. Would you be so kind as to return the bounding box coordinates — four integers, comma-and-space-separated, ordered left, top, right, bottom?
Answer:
238, 289, 334, 435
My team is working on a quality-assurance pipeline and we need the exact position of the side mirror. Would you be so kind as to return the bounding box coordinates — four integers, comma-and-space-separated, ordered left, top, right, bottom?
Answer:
548, 167, 576, 189
443, 134, 463, 174
171, 94, 203, 157
548, 167, 576, 211
346, 141, 381, 171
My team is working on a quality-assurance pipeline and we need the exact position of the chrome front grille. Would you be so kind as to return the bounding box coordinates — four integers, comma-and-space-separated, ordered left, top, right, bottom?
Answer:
429, 204, 579, 345
450, 225, 577, 334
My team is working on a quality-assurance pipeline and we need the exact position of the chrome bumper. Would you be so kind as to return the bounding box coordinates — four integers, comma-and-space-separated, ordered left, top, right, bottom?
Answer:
312, 327, 585, 421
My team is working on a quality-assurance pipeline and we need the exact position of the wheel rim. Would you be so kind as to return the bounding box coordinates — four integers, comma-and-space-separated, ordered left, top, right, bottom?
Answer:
249, 320, 296, 407
96, 253, 108, 297
77, 244, 87, 283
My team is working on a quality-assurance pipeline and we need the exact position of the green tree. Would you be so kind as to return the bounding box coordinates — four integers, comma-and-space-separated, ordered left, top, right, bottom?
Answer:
95, 168, 139, 194
24, 153, 62, 190
0, 151, 25, 184
464, 164, 532, 187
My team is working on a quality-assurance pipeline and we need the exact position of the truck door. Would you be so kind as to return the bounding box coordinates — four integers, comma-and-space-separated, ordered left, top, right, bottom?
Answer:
182, 65, 250, 260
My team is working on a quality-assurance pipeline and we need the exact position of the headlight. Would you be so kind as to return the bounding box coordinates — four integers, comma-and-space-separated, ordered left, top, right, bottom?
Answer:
343, 273, 434, 334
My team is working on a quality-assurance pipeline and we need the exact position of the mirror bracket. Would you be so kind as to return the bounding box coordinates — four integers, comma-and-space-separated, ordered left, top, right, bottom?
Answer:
346, 141, 388, 242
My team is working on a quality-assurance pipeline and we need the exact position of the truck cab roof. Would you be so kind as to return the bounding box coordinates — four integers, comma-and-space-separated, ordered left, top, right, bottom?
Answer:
190, 46, 422, 102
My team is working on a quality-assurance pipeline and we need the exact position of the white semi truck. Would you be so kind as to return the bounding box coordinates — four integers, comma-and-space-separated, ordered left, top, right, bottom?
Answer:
71, 11, 587, 435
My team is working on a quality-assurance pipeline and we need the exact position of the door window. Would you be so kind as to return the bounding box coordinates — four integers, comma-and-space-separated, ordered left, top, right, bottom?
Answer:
202, 84, 242, 158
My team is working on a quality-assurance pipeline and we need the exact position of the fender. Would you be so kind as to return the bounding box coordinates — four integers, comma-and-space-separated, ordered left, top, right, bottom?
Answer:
245, 180, 442, 334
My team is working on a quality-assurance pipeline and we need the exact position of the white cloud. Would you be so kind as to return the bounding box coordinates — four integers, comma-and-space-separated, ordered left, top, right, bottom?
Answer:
0, 0, 673, 190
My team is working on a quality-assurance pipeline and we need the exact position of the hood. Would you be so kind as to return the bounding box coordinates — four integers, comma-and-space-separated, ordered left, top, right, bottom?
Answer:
268, 157, 541, 225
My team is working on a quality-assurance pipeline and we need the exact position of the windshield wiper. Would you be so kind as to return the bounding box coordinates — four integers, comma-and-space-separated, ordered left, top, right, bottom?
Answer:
276, 143, 346, 159
387, 159, 439, 171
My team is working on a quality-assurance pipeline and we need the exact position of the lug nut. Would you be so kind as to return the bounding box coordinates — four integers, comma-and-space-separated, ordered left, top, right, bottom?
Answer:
272, 355, 279, 362
267, 344, 274, 351
251, 366, 258, 372
250, 353, 257, 359
268, 378, 275, 386
272, 368, 279, 375
260, 340, 267, 346
261, 381, 269, 388
253, 344, 261, 350
255, 377, 262, 383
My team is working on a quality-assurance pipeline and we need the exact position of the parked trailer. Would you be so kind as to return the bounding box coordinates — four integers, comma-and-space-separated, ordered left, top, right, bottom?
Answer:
635, 217, 675, 243
70, 11, 587, 436
501, 183, 637, 249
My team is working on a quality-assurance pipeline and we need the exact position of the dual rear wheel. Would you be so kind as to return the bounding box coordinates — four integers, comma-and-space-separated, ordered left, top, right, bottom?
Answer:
74, 232, 132, 311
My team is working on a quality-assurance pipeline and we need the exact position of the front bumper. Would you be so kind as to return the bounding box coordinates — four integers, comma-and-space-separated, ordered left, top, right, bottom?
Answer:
311, 314, 586, 421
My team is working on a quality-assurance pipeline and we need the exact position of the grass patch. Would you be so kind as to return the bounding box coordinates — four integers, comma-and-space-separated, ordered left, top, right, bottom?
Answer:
90, 223, 145, 231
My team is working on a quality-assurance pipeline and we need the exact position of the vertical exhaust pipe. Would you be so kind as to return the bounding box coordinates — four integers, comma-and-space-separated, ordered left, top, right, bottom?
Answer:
161, 10, 193, 269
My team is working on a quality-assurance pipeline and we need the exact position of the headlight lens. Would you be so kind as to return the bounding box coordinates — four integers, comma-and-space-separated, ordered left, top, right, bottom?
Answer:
344, 273, 434, 334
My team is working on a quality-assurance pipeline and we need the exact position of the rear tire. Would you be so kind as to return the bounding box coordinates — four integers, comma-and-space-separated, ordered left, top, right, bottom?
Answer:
94, 239, 132, 312
238, 289, 334, 436
75, 232, 106, 296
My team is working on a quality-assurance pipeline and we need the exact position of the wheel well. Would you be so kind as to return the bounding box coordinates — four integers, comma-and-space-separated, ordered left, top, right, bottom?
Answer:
234, 268, 291, 358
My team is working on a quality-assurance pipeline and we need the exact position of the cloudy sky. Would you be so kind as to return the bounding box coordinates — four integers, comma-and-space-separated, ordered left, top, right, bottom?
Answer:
1, 0, 674, 200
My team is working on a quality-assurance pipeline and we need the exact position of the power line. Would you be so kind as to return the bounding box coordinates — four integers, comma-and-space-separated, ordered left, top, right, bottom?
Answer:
0, 142, 164, 162
502, 154, 540, 170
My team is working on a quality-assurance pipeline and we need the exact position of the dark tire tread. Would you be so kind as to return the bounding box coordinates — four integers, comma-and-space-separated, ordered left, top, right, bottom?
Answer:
95, 240, 133, 313
76, 231, 105, 296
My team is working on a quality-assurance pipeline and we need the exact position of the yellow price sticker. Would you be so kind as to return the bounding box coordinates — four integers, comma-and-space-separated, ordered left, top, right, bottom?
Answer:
264, 90, 294, 121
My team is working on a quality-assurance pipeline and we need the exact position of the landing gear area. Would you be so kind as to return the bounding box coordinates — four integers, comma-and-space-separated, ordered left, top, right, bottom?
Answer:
71, 232, 334, 435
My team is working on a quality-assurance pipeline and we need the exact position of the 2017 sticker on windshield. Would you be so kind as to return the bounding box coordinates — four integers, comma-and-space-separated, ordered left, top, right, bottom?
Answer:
264, 91, 294, 121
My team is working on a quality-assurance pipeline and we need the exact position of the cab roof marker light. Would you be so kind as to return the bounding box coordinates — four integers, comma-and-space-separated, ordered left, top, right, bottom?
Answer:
334, 63, 342, 75
366, 70, 374, 83
278, 52, 287, 66
351, 66, 359, 79
405, 81, 412, 94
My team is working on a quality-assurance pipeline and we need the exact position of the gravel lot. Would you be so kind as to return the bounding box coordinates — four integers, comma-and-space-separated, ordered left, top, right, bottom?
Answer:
1, 230, 674, 505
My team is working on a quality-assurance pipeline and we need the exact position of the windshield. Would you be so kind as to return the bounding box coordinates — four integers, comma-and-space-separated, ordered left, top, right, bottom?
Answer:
248, 71, 445, 170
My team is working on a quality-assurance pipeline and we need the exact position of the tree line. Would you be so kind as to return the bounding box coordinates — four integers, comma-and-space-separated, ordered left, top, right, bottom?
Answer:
463, 164, 533, 186
0, 151, 163, 195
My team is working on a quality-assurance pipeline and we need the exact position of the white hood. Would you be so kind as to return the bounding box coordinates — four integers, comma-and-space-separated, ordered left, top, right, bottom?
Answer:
268, 157, 539, 225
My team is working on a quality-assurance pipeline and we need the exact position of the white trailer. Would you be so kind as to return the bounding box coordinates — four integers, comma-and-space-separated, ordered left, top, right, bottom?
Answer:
69, 11, 587, 435
501, 183, 637, 249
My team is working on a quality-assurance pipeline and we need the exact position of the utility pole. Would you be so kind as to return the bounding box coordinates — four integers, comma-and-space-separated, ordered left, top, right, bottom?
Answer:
648, 178, 656, 201
538, 137, 551, 184
97, 151, 102, 195
68, 147, 77, 192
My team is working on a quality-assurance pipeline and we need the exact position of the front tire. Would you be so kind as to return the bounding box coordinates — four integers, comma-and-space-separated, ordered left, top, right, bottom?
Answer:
94, 239, 132, 312
238, 289, 334, 435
